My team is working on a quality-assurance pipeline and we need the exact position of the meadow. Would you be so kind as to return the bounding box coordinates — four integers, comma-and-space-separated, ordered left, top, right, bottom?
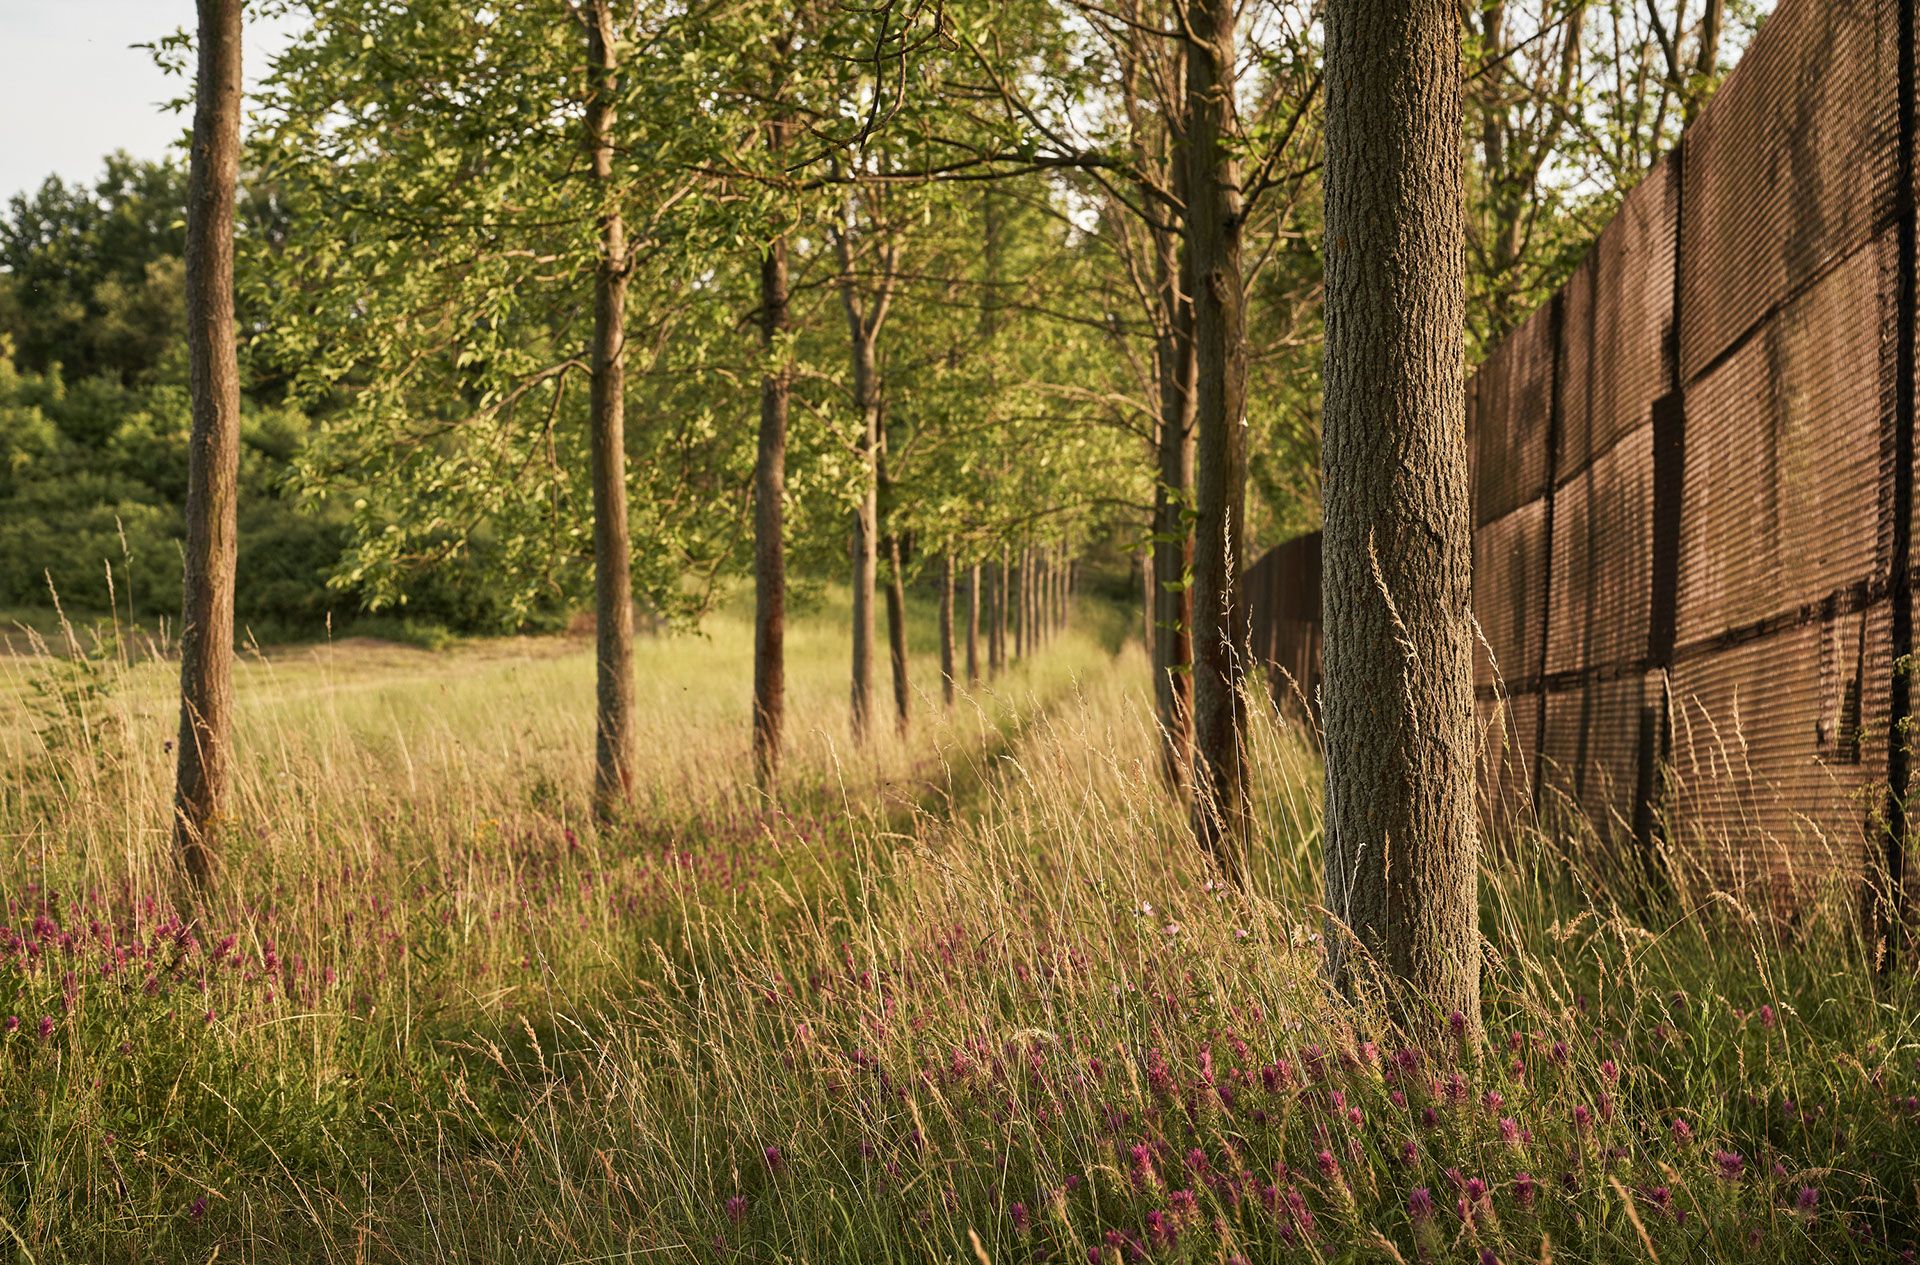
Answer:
2, 596, 1917, 1263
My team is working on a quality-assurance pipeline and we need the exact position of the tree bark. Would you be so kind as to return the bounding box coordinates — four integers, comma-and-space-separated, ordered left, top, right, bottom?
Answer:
585, 1, 636, 822
1183, 0, 1251, 870
752, 122, 790, 790
848, 370, 878, 740
172, 0, 244, 889
1152, 161, 1199, 794
1034, 550, 1048, 648
836, 220, 886, 742
882, 536, 911, 735
997, 548, 1011, 671
1030, 552, 1041, 651
939, 555, 956, 705
1322, 0, 1480, 1034
1015, 548, 1030, 659
1689, 0, 1725, 122
1064, 547, 1073, 628
966, 562, 981, 685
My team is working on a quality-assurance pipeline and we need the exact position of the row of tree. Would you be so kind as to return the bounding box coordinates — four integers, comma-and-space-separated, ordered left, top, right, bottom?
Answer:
155, 0, 1748, 1032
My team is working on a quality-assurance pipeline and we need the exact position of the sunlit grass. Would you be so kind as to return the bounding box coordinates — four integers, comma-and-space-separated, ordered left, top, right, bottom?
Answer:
1, 596, 1916, 1262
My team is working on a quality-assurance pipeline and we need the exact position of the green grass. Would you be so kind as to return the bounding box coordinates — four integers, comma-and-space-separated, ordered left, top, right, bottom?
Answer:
1, 594, 1916, 1262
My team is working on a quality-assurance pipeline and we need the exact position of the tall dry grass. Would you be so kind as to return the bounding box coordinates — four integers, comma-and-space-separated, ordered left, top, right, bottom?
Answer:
0, 598, 1915, 1262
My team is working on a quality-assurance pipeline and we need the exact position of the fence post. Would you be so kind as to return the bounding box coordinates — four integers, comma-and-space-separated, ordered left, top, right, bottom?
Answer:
1880, 0, 1917, 949
1529, 293, 1568, 812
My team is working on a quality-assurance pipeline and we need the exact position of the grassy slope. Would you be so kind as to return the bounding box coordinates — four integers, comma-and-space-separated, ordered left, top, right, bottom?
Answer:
1, 595, 1917, 1262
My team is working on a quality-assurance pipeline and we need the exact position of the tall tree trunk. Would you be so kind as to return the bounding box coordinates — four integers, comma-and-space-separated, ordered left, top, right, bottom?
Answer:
997, 548, 1010, 671
1052, 545, 1064, 635
939, 555, 956, 705
752, 122, 790, 790
1028, 548, 1039, 649
1064, 547, 1073, 627
1034, 550, 1048, 647
1183, 0, 1251, 870
839, 258, 881, 743
1016, 548, 1029, 659
966, 562, 981, 685
882, 536, 911, 735
585, 2, 636, 821
1066, 553, 1076, 629
1685, 0, 1725, 123
876, 411, 910, 735
1048, 546, 1060, 638
985, 560, 997, 674
172, 0, 244, 889
1322, 0, 1479, 1034
1152, 174, 1199, 793
1055, 544, 1068, 632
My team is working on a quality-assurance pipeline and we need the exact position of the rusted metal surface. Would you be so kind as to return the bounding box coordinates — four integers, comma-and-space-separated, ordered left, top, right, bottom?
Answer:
1245, 532, 1321, 716
1472, 500, 1550, 692
1560, 156, 1678, 481
1243, 0, 1915, 901
1676, 235, 1894, 645
1474, 301, 1558, 526
1678, 0, 1898, 383
1545, 426, 1655, 678
1666, 603, 1893, 893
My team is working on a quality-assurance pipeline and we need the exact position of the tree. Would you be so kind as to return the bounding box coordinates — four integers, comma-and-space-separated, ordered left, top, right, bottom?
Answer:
172, 0, 245, 888
0, 155, 190, 385
252, 2, 775, 805
1183, 0, 1251, 871
753, 115, 793, 788
832, 188, 898, 742
966, 561, 981, 683
877, 402, 912, 736
584, 0, 637, 820
1321, 0, 1480, 1033
938, 554, 957, 704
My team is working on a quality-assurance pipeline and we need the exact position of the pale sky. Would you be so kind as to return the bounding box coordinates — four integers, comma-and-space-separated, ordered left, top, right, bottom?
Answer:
0, 1, 298, 204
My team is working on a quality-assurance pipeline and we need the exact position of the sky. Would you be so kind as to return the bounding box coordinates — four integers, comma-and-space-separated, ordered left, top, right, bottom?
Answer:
0, 2, 298, 204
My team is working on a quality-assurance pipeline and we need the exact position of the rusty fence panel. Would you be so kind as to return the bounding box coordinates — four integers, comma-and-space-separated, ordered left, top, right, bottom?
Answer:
1242, 0, 1918, 907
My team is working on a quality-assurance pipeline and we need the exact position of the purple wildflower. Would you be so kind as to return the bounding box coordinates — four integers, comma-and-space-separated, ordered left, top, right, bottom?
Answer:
725, 1194, 747, 1224
1409, 1187, 1435, 1221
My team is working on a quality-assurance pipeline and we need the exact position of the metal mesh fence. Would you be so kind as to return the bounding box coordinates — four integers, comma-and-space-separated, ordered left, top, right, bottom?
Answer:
1245, 0, 1916, 898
